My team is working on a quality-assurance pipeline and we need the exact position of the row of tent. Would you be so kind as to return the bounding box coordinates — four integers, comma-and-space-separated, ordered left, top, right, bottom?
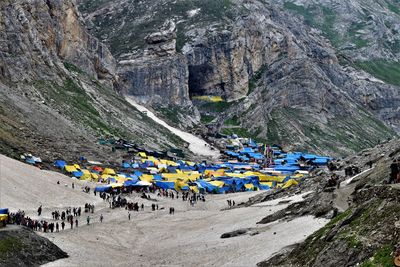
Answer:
52, 138, 332, 194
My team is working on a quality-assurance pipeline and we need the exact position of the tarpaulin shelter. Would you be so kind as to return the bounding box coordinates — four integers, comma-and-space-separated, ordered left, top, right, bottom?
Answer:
92, 166, 103, 173
64, 165, 78, 173
155, 181, 176, 189
54, 160, 66, 169
103, 168, 116, 175
94, 185, 111, 192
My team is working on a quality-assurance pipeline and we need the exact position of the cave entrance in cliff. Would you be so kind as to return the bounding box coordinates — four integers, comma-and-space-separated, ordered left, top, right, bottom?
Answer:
188, 65, 206, 99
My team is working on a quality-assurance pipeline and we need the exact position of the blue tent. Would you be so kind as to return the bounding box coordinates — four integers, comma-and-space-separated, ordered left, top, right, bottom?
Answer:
25, 158, 35, 164
248, 139, 258, 148
259, 184, 270, 190
94, 185, 111, 192
155, 181, 175, 189
131, 163, 139, 169
124, 180, 137, 187
167, 166, 177, 173
72, 171, 83, 178
153, 174, 163, 181
0, 208, 8, 214
239, 147, 254, 154
134, 171, 143, 177
122, 162, 130, 168
54, 160, 66, 169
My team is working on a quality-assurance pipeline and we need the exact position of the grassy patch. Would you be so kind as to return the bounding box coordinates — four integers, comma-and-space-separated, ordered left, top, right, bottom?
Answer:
224, 116, 239, 126
283, 2, 316, 26
360, 244, 394, 267
355, 60, 400, 86
386, 0, 400, 15
0, 237, 24, 257
200, 114, 215, 124
63, 62, 85, 74
201, 101, 233, 113
156, 106, 182, 126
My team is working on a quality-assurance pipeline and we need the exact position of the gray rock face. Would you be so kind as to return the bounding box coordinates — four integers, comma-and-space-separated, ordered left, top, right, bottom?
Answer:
119, 55, 191, 107
184, 17, 286, 100
0, 0, 115, 85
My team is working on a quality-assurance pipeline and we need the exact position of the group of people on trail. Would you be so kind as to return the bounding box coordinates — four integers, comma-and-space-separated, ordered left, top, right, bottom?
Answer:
389, 158, 400, 184
227, 199, 236, 207
84, 203, 95, 213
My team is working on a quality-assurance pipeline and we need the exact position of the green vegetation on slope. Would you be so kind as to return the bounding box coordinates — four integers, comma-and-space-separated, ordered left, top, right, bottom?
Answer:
355, 60, 400, 86
0, 237, 24, 259
265, 106, 395, 155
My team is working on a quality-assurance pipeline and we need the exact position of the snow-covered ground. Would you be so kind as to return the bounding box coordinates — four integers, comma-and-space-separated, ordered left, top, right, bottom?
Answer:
1, 155, 329, 267
126, 97, 220, 158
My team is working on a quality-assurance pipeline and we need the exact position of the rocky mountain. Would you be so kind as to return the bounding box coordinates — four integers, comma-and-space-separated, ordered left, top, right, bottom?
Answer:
0, 0, 189, 161
77, 0, 399, 156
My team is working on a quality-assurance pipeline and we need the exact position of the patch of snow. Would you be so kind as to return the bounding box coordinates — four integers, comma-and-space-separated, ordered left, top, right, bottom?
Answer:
126, 97, 220, 158
187, 8, 201, 18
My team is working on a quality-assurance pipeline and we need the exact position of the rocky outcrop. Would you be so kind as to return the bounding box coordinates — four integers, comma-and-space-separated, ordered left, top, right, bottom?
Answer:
117, 20, 192, 107
0, 0, 115, 85
119, 55, 190, 106
184, 16, 287, 100
0, 226, 68, 266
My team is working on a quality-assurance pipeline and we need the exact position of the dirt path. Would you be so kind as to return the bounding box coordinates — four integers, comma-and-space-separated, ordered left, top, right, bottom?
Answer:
334, 168, 374, 211
126, 97, 220, 159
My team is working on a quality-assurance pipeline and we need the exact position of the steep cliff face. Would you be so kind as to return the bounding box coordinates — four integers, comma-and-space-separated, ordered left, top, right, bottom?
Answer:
0, 0, 115, 84
78, 0, 399, 156
0, 0, 187, 161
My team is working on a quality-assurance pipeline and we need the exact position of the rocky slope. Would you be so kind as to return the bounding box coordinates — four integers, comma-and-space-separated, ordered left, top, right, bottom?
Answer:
0, 0, 189, 161
0, 226, 68, 266
78, 0, 399, 156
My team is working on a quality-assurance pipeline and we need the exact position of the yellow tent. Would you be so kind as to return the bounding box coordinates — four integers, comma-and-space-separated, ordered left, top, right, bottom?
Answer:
117, 176, 127, 183
137, 152, 147, 158
73, 164, 81, 170
64, 165, 77, 173
140, 174, 154, 182
0, 214, 8, 222
80, 169, 92, 180
166, 160, 178, 166
103, 168, 116, 175
175, 180, 189, 191
91, 173, 99, 180
101, 174, 113, 180
282, 179, 299, 189
209, 181, 225, 188
204, 169, 225, 178
258, 175, 286, 183
189, 186, 199, 193
244, 184, 255, 190
110, 183, 124, 188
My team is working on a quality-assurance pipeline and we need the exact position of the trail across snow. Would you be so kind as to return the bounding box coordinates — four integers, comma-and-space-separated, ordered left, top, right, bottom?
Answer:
126, 97, 220, 158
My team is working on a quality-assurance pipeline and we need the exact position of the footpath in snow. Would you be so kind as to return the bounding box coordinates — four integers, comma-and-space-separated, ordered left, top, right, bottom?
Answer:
126, 97, 220, 158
